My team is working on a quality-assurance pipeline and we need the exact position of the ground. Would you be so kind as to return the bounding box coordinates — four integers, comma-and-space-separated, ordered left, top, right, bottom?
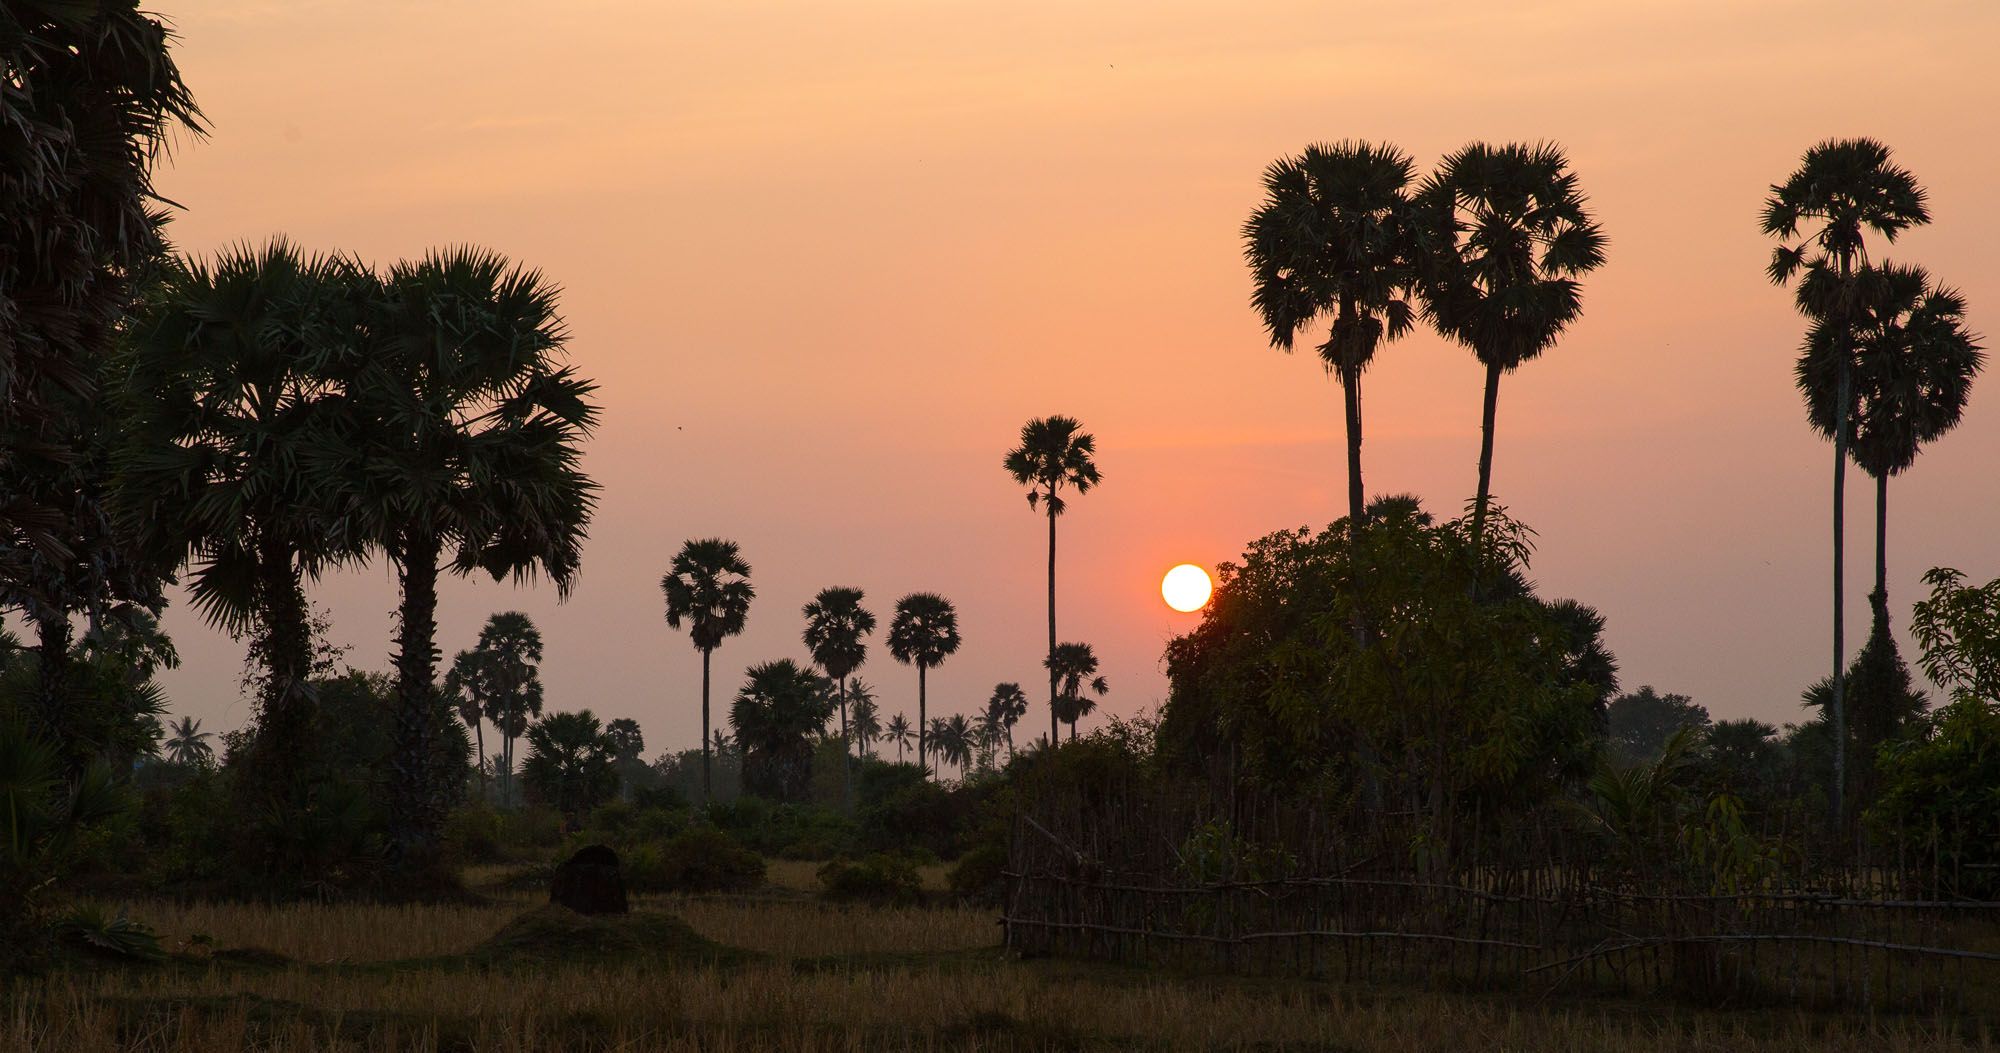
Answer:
3, 862, 1993, 1052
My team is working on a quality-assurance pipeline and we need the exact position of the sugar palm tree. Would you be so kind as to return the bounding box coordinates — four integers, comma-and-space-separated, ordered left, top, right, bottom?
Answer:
848, 681, 882, 759
520, 710, 616, 827
1004, 417, 1101, 746
1798, 263, 1983, 631
1763, 138, 1929, 826
731, 659, 834, 802
661, 538, 753, 805
802, 586, 875, 804
888, 593, 961, 775
1046, 642, 1108, 741
1414, 143, 1607, 548
443, 648, 492, 791
985, 682, 1029, 758
1244, 141, 1418, 526
463, 612, 545, 806
116, 240, 364, 806
163, 716, 213, 767
885, 712, 914, 764
327, 248, 599, 869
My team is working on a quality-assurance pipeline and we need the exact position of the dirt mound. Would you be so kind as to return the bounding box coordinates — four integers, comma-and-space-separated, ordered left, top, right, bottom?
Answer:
468, 905, 735, 967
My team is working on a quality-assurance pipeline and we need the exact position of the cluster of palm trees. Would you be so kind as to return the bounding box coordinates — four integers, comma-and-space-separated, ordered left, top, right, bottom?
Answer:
444, 612, 551, 807
116, 241, 599, 870
658, 412, 1113, 799
1763, 139, 1984, 824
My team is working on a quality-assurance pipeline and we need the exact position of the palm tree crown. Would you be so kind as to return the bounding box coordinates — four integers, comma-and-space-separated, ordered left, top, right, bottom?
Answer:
803, 587, 875, 682
1762, 138, 1928, 286
164, 716, 214, 767
662, 537, 753, 805
1046, 642, 1108, 739
1245, 141, 1418, 523
731, 659, 834, 802
889, 592, 960, 775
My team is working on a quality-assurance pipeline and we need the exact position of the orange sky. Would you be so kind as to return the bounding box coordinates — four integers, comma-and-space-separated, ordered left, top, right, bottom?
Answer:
146, 0, 1999, 750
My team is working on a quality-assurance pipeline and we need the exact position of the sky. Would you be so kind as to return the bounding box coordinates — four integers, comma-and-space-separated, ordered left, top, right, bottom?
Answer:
141, 0, 1999, 754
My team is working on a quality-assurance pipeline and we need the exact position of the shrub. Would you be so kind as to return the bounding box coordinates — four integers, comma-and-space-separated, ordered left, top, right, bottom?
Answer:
818, 854, 923, 905
444, 805, 506, 864
649, 825, 764, 893
947, 843, 1007, 905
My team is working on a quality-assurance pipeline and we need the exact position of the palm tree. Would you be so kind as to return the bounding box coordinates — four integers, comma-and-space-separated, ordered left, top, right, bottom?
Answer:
520, 710, 616, 828
1798, 264, 1982, 629
985, 682, 1029, 758
1414, 143, 1607, 548
1004, 417, 1101, 746
443, 648, 492, 791
116, 241, 364, 806
885, 712, 914, 764
888, 593, 961, 775
1763, 138, 1929, 826
730, 659, 835, 802
326, 248, 599, 869
468, 612, 545, 806
1046, 642, 1109, 740
661, 538, 754, 805
1244, 141, 1418, 525
927, 714, 974, 780
802, 586, 876, 803
163, 717, 214, 767
848, 681, 882, 759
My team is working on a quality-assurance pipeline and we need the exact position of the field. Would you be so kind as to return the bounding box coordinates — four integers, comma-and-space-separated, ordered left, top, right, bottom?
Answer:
5, 863, 1997, 1052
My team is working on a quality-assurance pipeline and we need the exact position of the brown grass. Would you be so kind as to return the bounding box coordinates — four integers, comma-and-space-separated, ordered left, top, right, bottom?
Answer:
10, 886, 1991, 1052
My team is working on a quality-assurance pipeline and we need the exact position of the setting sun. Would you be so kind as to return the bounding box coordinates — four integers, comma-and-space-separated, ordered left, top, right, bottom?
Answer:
1162, 563, 1213, 613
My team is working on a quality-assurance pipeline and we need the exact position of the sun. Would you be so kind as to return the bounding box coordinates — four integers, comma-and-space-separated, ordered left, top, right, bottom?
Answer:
1161, 563, 1212, 613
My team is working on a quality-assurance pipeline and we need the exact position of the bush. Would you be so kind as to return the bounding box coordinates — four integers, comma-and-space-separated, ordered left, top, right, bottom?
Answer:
947, 843, 1007, 905
818, 854, 923, 905
644, 825, 764, 893
444, 805, 506, 864
706, 797, 855, 860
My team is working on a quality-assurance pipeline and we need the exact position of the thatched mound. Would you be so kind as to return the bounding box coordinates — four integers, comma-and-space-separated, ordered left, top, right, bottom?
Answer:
468, 905, 733, 967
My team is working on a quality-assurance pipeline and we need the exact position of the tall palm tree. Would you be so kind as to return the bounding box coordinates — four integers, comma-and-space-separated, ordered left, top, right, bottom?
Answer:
116, 241, 363, 806
927, 715, 974, 780
985, 682, 1029, 758
1763, 138, 1929, 826
885, 712, 914, 764
1798, 263, 1983, 630
467, 612, 545, 806
327, 248, 599, 869
888, 593, 961, 775
1046, 642, 1108, 741
802, 586, 875, 803
730, 659, 834, 802
848, 681, 882, 759
1244, 141, 1418, 525
1004, 417, 1101, 746
661, 538, 753, 805
163, 716, 213, 767
1414, 142, 1607, 548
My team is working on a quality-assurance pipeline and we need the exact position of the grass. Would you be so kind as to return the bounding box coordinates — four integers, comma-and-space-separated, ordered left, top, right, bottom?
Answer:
6, 865, 1995, 1052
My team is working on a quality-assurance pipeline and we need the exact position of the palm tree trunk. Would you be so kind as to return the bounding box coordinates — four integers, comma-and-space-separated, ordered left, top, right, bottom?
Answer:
253, 532, 315, 805
1871, 471, 1890, 631
33, 610, 74, 774
918, 665, 929, 776
1830, 347, 1851, 829
1046, 504, 1058, 747
389, 532, 444, 874
838, 675, 852, 812
473, 718, 486, 800
1472, 361, 1502, 550
1342, 360, 1365, 526
700, 646, 713, 806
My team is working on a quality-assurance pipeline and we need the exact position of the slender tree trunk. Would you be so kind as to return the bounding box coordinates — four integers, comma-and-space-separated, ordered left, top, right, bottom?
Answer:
1342, 360, 1366, 526
255, 533, 315, 797
918, 664, 929, 776
1830, 266, 1853, 832
838, 675, 851, 812
1047, 504, 1058, 747
389, 532, 444, 875
700, 646, 713, 806
1472, 361, 1502, 550
472, 718, 486, 799
1871, 472, 1890, 631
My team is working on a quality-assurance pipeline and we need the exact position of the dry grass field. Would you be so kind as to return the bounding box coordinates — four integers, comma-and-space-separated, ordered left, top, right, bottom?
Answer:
4, 869, 1995, 1052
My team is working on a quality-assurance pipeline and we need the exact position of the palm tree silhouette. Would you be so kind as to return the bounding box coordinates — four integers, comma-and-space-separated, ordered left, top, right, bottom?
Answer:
803, 586, 876, 805
466, 612, 545, 806
164, 716, 214, 767
885, 712, 914, 764
848, 680, 882, 759
1045, 642, 1108, 741
662, 538, 754, 805
1798, 263, 1983, 631
925, 714, 974, 780
330, 248, 599, 868
443, 648, 493, 792
985, 682, 1029, 759
888, 592, 960, 775
731, 659, 835, 802
1763, 138, 1929, 825
1245, 141, 1418, 525
1004, 417, 1101, 746
1414, 143, 1606, 549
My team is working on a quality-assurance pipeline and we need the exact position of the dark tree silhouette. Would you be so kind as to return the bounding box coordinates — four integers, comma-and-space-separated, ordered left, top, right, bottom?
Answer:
1414, 142, 1606, 550
662, 538, 753, 805
1045, 642, 1108, 741
1763, 138, 1929, 825
730, 659, 834, 802
802, 586, 876, 801
463, 612, 545, 806
1244, 141, 1418, 525
1004, 417, 1100, 746
887, 592, 961, 774
520, 710, 617, 827
985, 682, 1029, 758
